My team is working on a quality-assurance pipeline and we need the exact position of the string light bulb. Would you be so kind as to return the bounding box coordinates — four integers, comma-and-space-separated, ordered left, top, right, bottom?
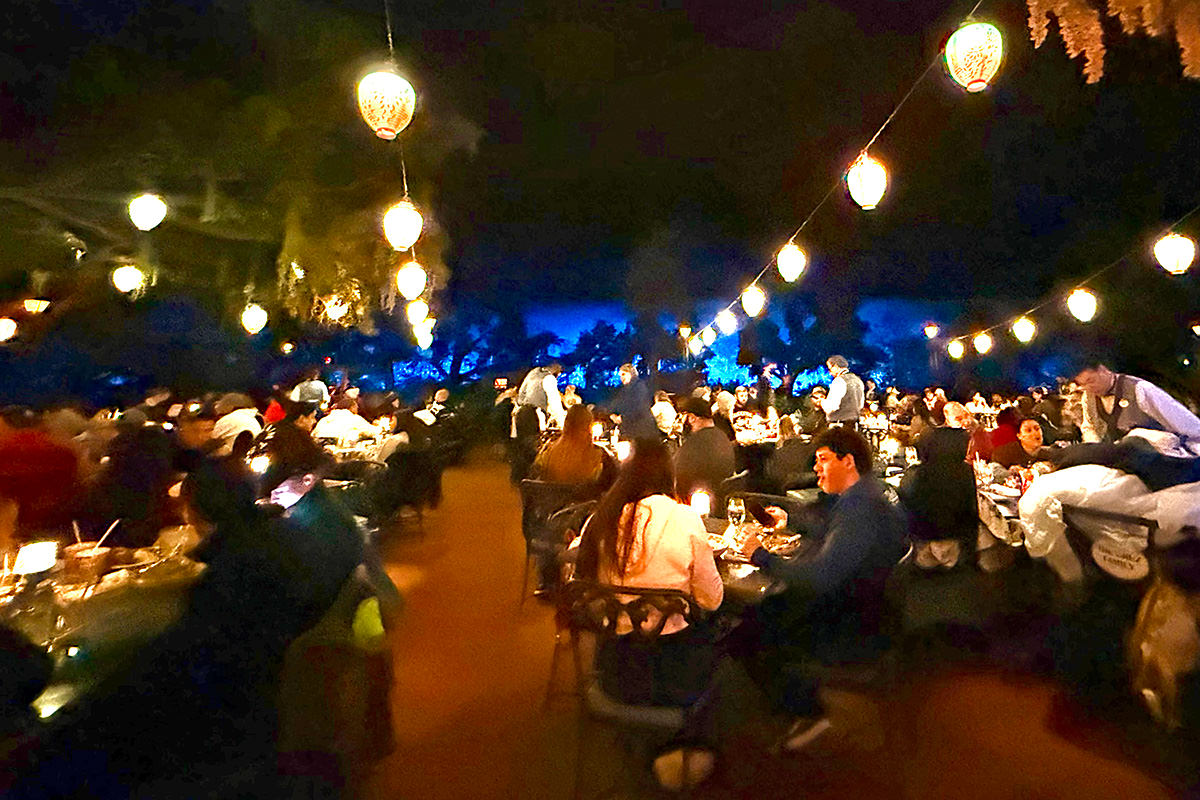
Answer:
1011, 316, 1037, 343
280, 341, 295, 355
944, 22, 1004, 92
1154, 233, 1195, 275
973, 332, 994, 354
678, 323, 692, 339
1191, 322, 1200, 336
0, 317, 16, 342
357, 68, 416, 140
947, 339, 965, 360
395, 261, 427, 300
715, 309, 738, 335
688, 336, 704, 355
1067, 288, 1098, 322
23, 298, 50, 314
111, 264, 147, 294
383, 199, 423, 250
776, 243, 808, 282
700, 326, 716, 346
128, 193, 167, 231
740, 285, 767, 317
406, 299, 429, 325
324, 296, 349, 321
846, 152, 887, 210
240, 303, 268, 335
923, 323, 940, 339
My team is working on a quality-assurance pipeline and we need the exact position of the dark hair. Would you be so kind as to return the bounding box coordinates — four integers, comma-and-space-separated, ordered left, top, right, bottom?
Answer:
285, 400, 318, 421
812, 426, 873, 474
995, 407, 1021, 430
577, 438, 675, 580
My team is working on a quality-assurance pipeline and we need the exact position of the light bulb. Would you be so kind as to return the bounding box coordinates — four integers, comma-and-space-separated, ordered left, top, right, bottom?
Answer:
923, 323, 940, 339
325, 296, 349, 321
128, 193, 167, 231
406, 299, 429, 325
383, 199, 423, 251
700, 327, 716, 346
395, 261, 427, 300
973, 332, 993, 354
740, 285, 767, 317
0, 317, 16, 342
1011, 316, 1037, 343
1154, 233, 1195, 275
1067, 288, 1098, 322
23, 298, 49, 314
240, 303, 268, 335
776, 243, 807, 282
111, 265, 146, 294
688, 336, 704, 355
846, 152, 887, 210
947, 339, 965, 360
715, 309, 738, 335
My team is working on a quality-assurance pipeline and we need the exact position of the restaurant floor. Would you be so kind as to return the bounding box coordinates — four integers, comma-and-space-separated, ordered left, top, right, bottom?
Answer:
359, 451, 1185, 800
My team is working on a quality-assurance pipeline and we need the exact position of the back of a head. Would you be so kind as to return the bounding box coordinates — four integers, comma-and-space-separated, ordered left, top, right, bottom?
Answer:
285, 400, 318, 423
561, 403, 594, 441
182, 457, 258, 531
826, 355, 848, 371
995, 407, 1021, 430
916, 426, 970, 465
778, 415, 797, 440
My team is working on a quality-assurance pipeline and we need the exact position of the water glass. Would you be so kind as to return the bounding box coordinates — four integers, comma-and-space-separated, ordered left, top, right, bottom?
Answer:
727, 497, 746, 527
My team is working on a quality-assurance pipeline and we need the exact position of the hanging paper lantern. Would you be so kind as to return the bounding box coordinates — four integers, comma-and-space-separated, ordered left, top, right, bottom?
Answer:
846, 152, 887, 210
1154, 233, 1195, 275
1011, 316, 1037, 343
395, 261, 428, 300
947, 339, 965, 360
688, 336, 703, 355
240, 303, 268, 335
715, 309, 738, 335
383, 199, 423, 250
740, 285, 767, 317
973, 332, 994, 354
111, 265, 147, 294
357, 69, 416, 140
414, 318, 435, 349
700, 326, 717, 346
1191, 323, 1200, 336
1067, 288, 1098, 322
945, 22, 1004, 93
0, 317, 16, 342
923, 322, 940, 339
678, 323, 692, 339
406, 299, 429, 325
23, 298, 50, 314
128, 193, 167, 231
777, 243, 808, 282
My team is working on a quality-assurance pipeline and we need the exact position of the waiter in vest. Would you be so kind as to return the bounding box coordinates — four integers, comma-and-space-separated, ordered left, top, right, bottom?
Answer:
514, 362, 566, 433
1076, 360, 1200, 456
820, 355, 865, 431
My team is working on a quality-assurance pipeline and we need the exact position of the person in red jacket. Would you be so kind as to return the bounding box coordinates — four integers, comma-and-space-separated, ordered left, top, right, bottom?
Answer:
0, 407, 80, 536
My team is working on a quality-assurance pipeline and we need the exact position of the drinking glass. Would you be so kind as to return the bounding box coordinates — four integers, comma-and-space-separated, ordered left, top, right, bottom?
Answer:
904, 447, 919, 466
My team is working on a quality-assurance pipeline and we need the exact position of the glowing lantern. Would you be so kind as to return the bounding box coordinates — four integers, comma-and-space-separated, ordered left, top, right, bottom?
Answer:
1191, 323, 1200, 336
111, 265, 147, 294
324, 296, 349, 321
973, 332, 994, 354
1067, 288, 1098, 322
678, 323, 692, 339
690, 490, 712, 517
383, 199, 423, 250
1154, 233, 1195, 275
777, 243, 808, 282
615, 440, 632, 461
688, 336, 704, 355
0, 317, 16, 342
947, 339, 965, 360
395, 261, 428, 301
240, 303, 268, 335
280, 341, 295, 355
1011, 316, 1037, 343
591, 422, 604, 440
357, 69, 416, 140
128, 193, 167, 231
740, 285, 767, 317
249, 455, 271, 475
700, 327, 716, 346
846, 152, 887, 210
415, 328, 434, 349
923, 323, 940, 339
945, 22, 1004, 93
406, 299, 429, 325
13, 541, 58, 575
715, 309, 738, 335
23, 298, 49, 314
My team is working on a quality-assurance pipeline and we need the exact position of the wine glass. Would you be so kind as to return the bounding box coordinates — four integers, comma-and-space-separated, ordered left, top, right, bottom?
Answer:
727, 497, 746, 527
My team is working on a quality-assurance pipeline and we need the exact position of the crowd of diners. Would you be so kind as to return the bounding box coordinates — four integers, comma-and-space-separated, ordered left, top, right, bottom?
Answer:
508, 354, 1200, 788
0, 370, 463, 796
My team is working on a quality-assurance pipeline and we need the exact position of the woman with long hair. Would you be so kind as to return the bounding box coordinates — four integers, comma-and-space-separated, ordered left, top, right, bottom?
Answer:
576, 438, 723, 707
533, 404, 615, 488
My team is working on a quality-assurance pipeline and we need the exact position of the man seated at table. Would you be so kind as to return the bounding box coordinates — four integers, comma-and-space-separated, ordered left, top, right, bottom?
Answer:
992, 417, 1056, 469
738, 427, 907, 750
311, 396, 380, 444
256, 402, 333, 495
673, 397, 735, 503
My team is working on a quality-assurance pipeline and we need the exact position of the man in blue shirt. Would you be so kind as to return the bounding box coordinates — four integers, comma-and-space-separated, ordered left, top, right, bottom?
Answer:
738, 426, 907, 748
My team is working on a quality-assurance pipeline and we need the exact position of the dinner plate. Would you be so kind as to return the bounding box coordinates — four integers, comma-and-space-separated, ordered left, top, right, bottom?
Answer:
984, 484, 1022, 499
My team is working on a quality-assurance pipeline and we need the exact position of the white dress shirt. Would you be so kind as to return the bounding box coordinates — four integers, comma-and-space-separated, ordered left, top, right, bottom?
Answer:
652, 400, 678, 434
543, 373, 565, 428
821, 375, 847, 415
1083, 380, 1200, 456
311, 409, 379, 443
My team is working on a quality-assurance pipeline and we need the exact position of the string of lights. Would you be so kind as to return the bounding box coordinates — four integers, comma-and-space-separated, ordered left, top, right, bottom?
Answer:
686, 0, 1000, 355
937, 199, 1200, 360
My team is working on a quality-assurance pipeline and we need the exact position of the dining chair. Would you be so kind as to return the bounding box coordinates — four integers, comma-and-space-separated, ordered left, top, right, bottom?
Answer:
557, 580, 717, 799
517, 480, 599, 606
